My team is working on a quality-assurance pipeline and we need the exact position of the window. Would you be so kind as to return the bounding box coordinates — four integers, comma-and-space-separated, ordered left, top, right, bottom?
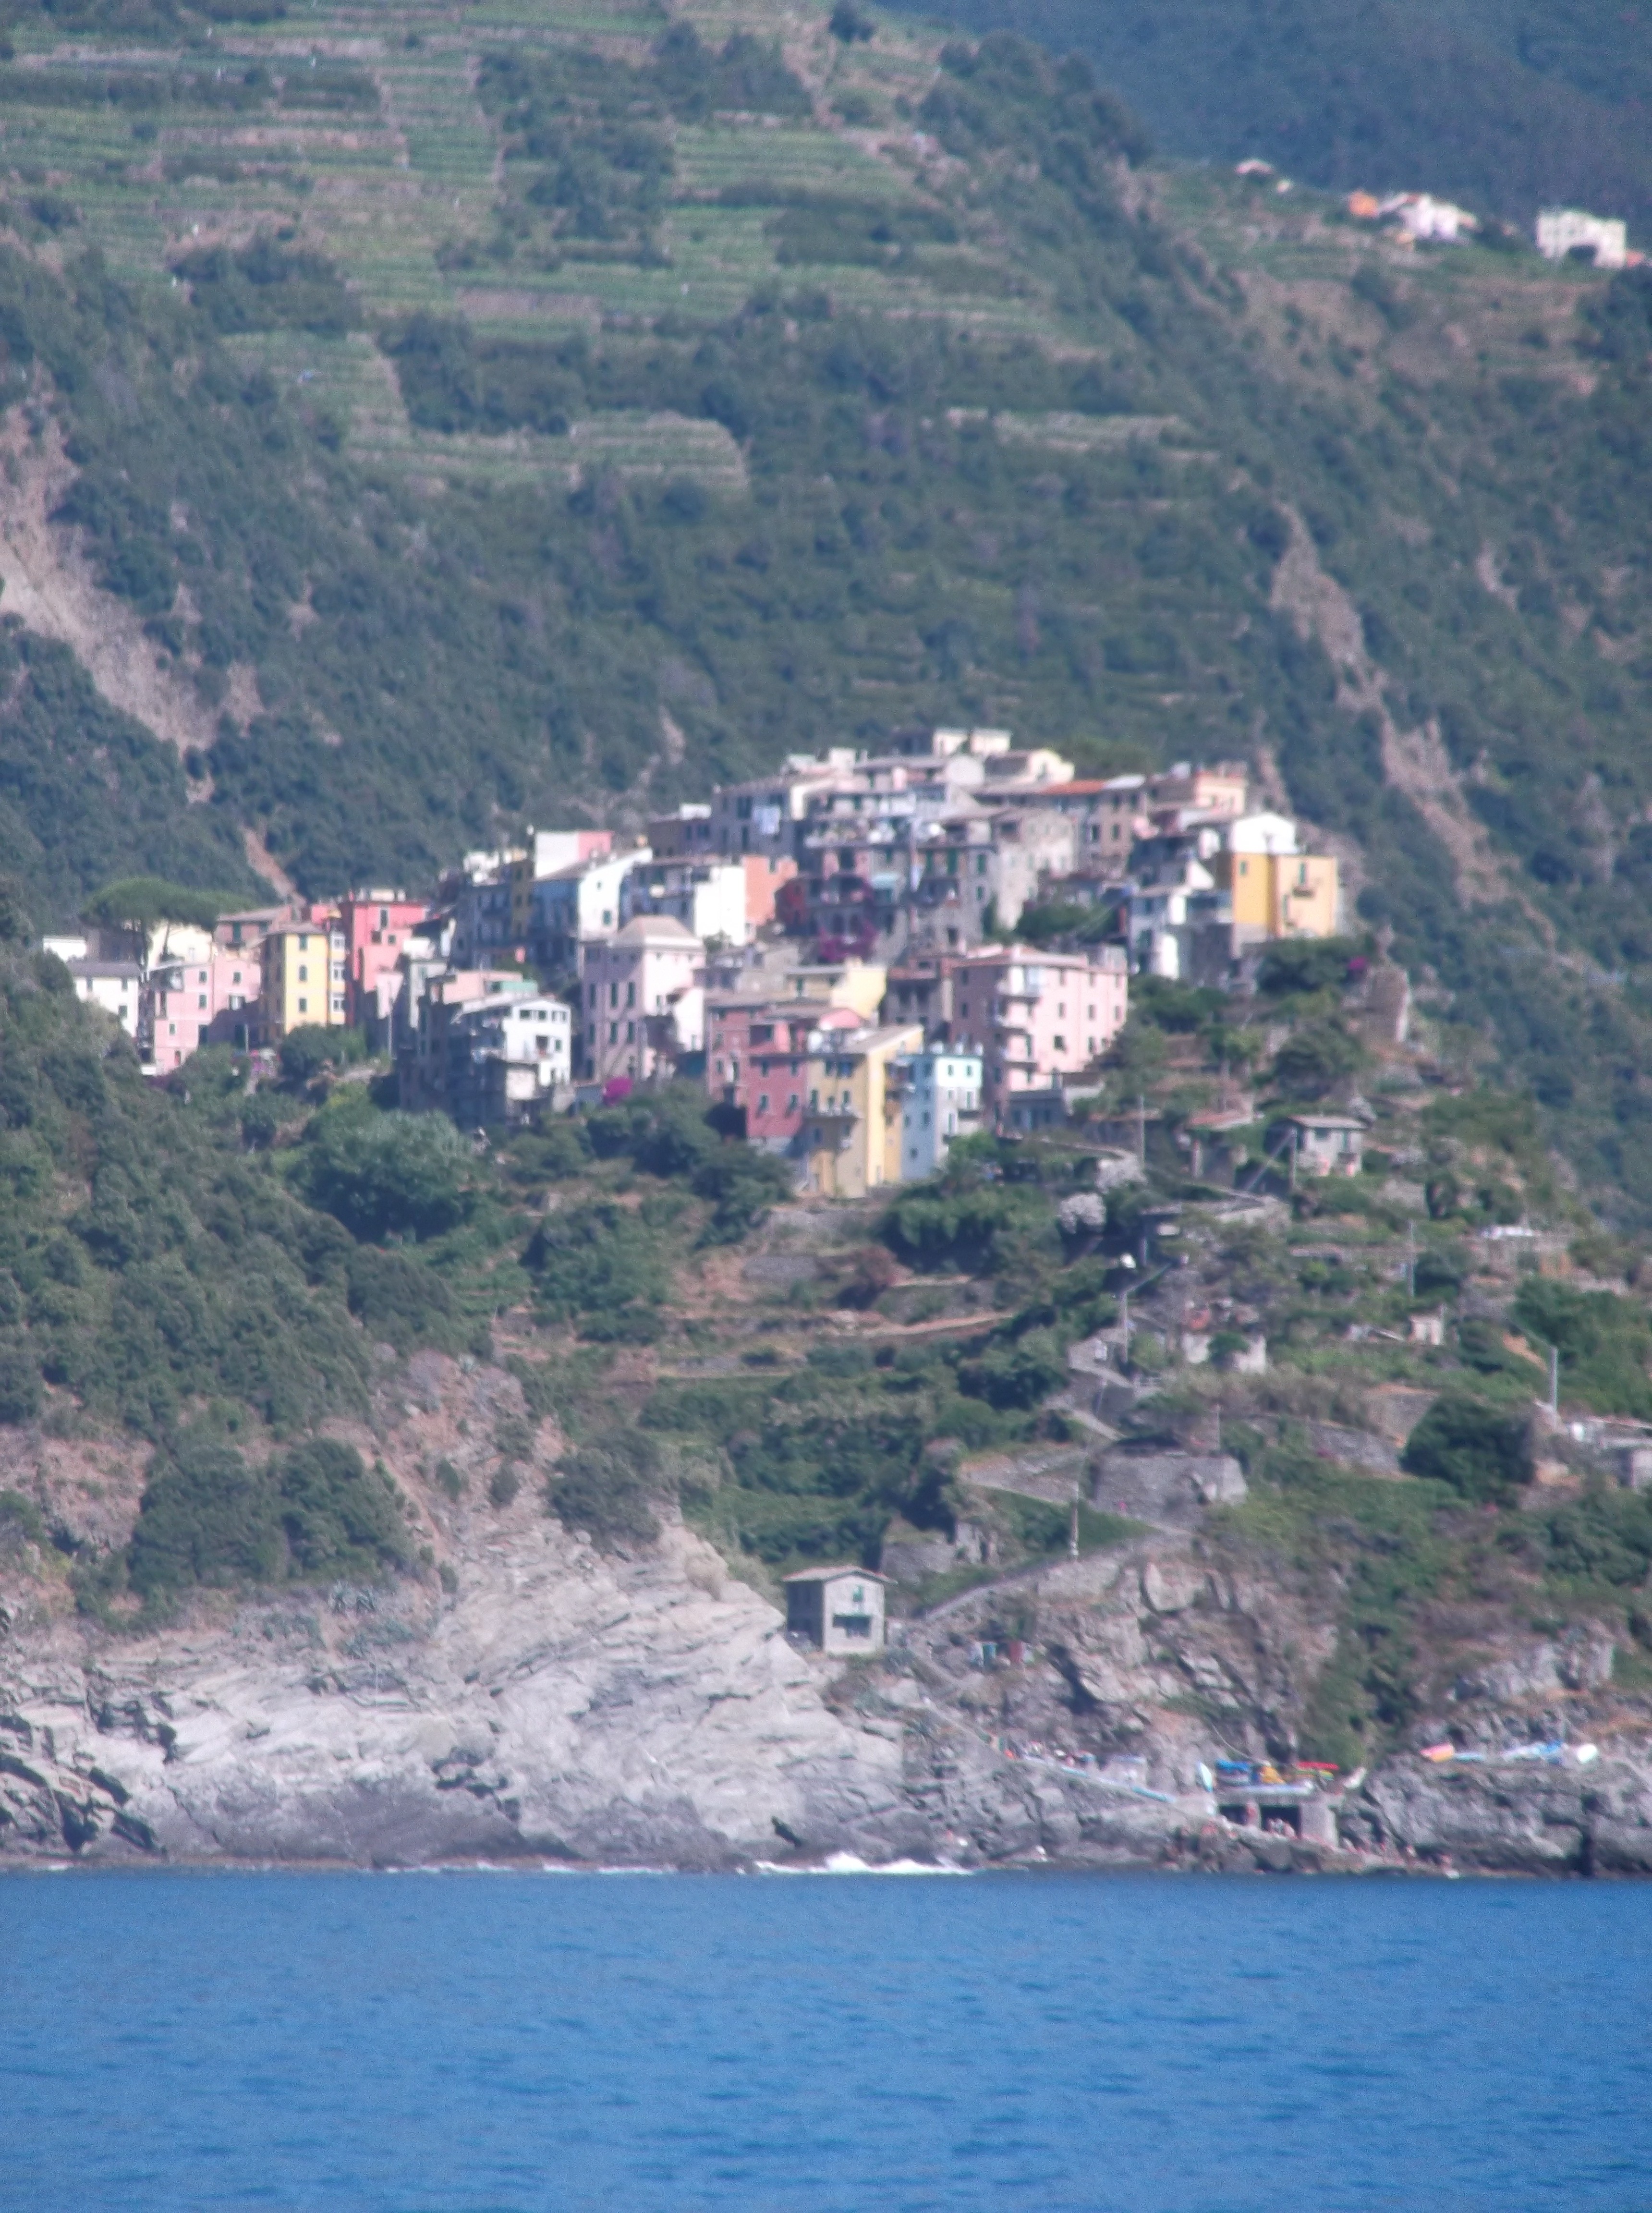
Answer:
626, 982, 635, 1009
787, 1093, 799, 1112
608, 1022, 618, 1045
758, 1094, 770, 1115
609, 983, 619, 1008
1054, 1036, 1066, 1052
588, 985, 597, 1008
167, 1022, 176, 1037
298, 998, 307, 1016
298, 964, 308, 983
380, 908, 389, 929
232, 971, 242, 986
625, 1021, 636, 1043
197, 994, 207, 1010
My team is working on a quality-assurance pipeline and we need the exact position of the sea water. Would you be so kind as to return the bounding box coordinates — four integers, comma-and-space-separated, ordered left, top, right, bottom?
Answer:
4, 1867, 1651, 2212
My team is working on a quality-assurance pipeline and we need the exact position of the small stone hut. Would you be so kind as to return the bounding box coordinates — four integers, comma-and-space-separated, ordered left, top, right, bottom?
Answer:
784, 1566, 887, 1654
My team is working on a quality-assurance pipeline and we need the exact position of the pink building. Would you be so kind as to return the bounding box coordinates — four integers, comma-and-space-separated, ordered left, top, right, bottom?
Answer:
146, 948, 264, 1067
706, 998, 817, 1150
579, 915, 703, 1084
337, 890, 433, 1027
951, 944, 1129, 1120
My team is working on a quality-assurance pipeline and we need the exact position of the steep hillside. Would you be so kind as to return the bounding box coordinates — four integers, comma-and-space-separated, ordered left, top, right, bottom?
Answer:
886, 0, 1652, 235
0, 2, 1647, 1214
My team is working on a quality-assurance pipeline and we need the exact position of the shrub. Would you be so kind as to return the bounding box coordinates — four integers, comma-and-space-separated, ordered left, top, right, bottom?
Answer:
1401, 1396, 1530, 1504
345, 1245, 459, 1351
275, 1439, 410, 1581
1541, 1488, 1652, 1591
434, 1457, 465, 1500
127, 1435, 285, 1594
129, 1433, 411, 1595
957, 1327, 1066, 1410
298, 1106, 471, 1243
1513, 1279, 1652, 1420
488, 1466, 521, 1508
1257, 939, 1360, 997
1272, 1019, 1366, 1099
0, 1335, 41, 1424
547, 1430, 666, 1550
691, 1142, 792, 1241
279, 1024, 364, 1085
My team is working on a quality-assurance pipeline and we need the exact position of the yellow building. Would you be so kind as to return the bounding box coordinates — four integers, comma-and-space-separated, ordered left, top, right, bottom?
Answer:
787, 958, 889, 1022
1223, 849, 1339, 940
802, 1022, 924, 1198
1216, 816, 1340, 942
261, 919, 347, 1040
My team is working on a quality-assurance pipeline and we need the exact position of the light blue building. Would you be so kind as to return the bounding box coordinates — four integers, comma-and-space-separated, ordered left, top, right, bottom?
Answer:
898, 1046, 984, 1182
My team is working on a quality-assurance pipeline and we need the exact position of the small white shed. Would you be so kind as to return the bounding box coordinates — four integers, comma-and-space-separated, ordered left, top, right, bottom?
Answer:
784, 1566, 888, 1655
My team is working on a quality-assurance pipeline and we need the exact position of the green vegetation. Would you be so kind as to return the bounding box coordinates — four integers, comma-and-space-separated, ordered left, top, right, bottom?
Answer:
0, 8, 1643, 1228
891, 1, 1652, 231
125, 1434, 408, 1599
1400, 1394, 1532, 1504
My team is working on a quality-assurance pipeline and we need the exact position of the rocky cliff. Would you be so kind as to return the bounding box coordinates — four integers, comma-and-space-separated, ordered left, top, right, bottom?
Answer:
7, 1370, 1652, 1874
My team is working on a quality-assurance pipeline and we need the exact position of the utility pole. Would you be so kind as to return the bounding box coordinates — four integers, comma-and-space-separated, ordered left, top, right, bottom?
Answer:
1137, 1091, 1146, 1166
1550, 1344, 1559, 1418
1120, 1287, 1131, 1371
1288, 1126, 1298, 1193
1069, 1497, 1080, 1561
1405, 1218, 1416, 1299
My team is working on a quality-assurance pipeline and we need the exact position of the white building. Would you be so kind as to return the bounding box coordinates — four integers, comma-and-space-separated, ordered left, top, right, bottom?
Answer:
448, 994, 572, 1127
897, 1047, 984, 1181
1381, 193, 1478, 243
1536, 207, 1628, 270
53, 952, 141, 1039
784, 1566, 887, 1654
578, 914, 704, 1085
622, 859, 747, 948
529, 848, 651, 969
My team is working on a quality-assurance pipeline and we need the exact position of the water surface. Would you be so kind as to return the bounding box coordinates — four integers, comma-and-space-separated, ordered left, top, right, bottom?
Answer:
4, 1867, 1650, 2211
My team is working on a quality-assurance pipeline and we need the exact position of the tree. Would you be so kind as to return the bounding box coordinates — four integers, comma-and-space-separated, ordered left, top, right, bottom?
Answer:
297, 1104, 472, 1243
830, 0, 874, 43
1271, 1018, 1366, 1099
84, 877, 227, 980
1401, 1396, 1530, 1504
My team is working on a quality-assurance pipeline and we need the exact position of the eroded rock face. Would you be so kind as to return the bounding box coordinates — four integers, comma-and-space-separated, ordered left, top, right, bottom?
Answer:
3, 1357, 1651, 1874
0, 1522, 925, 1867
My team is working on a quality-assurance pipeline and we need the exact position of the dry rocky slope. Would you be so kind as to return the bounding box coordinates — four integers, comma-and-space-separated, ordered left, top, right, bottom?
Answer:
6, 1354, 1652, 1874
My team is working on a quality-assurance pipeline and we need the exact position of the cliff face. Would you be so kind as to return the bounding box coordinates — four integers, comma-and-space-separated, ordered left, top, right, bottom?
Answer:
4, 1357, 1652, 1875
7, 1510, 1652, 1875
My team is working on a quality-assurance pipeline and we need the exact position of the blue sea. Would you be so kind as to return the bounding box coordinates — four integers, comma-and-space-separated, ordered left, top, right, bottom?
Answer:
4, 1867, 1651, 2213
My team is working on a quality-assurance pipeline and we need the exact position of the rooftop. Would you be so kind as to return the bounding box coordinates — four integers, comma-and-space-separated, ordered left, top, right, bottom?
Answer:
783, 1565, 890, 1584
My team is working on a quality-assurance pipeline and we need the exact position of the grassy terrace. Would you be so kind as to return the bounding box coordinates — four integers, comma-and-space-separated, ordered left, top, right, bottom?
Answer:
0, 0, 1116, 474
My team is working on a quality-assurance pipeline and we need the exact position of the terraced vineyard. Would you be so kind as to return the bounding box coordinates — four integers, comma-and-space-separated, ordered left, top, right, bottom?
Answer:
0, 0, 1081, 467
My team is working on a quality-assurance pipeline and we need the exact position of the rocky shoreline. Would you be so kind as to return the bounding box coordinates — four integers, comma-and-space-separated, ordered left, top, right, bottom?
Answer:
6, 1511, 1652, 1877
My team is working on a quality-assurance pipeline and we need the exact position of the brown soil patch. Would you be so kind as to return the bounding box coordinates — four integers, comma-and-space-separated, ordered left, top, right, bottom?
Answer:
0, 407, 221, 759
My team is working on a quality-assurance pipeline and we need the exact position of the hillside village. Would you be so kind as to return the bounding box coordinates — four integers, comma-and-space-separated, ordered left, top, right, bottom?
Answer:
46, 734, 1342, 1196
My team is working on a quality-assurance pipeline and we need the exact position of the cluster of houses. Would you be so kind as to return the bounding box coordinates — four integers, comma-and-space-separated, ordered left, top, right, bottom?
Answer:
45, 731, 1341, 1191
1340, 188, 1640, 268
